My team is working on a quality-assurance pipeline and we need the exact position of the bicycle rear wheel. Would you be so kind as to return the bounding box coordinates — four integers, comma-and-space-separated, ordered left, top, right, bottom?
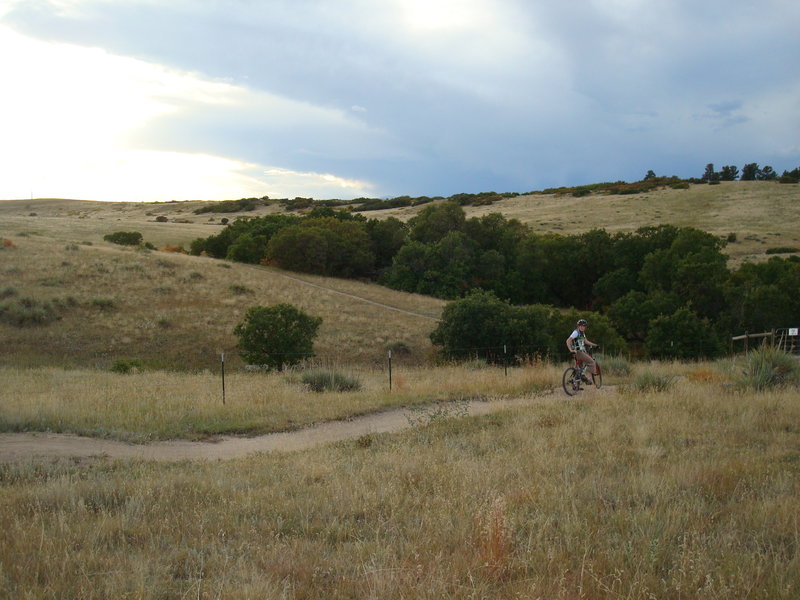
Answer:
562, 367, 580, 396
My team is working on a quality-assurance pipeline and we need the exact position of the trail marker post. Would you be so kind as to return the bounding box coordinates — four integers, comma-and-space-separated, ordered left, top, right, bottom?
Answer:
388, 349, 393, 391
221, 351, 226, 405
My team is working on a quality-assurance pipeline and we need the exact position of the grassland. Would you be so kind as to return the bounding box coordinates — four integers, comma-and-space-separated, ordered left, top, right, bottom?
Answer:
0, 363, 557, 442
1, 369, 798, 598
1, 185, 799, 598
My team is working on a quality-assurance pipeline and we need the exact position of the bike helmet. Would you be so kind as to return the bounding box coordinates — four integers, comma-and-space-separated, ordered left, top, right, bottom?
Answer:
577, 319, 588, 326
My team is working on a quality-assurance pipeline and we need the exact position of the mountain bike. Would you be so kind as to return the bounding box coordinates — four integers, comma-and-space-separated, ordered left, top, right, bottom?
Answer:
562, 349, 602, 396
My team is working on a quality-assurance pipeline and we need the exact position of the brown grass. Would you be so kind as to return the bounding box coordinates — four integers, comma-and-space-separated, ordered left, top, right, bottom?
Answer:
1, 378, 798, 598
0, 232, 443, 369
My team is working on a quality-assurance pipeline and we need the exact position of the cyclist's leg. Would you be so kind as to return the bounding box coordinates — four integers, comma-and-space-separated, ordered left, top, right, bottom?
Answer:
576, 350, 597, 375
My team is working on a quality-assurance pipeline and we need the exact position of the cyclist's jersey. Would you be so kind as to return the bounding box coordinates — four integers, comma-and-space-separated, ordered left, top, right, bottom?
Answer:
569, 329, 586, 352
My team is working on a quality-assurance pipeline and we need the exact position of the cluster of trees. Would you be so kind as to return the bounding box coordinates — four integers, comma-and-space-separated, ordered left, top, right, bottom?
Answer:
700, 163, 800, 183
190, 201, 800, 360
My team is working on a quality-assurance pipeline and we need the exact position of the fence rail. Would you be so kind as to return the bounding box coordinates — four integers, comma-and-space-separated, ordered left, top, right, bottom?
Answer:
731, 328, 799, 354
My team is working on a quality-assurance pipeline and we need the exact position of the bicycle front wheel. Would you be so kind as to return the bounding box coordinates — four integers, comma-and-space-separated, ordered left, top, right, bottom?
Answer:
562, 367, 580, 396
592, 365, 603, 389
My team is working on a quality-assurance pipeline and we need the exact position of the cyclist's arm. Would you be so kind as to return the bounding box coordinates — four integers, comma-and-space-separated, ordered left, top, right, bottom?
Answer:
566, 333, 577, 353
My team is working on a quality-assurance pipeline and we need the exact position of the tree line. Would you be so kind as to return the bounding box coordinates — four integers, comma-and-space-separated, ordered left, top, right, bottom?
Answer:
188, 199, 800, 360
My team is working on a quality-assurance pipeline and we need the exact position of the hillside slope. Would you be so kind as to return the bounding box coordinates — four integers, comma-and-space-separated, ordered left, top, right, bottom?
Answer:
1, 181, 797, 369
0, 231, 444, 370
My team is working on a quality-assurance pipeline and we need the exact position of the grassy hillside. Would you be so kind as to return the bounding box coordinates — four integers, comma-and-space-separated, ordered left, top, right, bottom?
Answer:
359, 181, 800, 266
1, 181, 797, 369
0, 209, 444, 370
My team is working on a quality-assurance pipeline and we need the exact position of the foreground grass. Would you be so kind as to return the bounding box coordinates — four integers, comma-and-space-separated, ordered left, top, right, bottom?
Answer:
1, 378, 798, 598
0, 364, 558, 441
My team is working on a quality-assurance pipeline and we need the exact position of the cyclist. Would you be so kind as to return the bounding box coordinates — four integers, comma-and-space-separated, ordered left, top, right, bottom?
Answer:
566, 319, 599, 385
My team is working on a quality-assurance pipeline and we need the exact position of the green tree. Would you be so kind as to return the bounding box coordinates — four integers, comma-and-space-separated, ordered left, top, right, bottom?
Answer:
725, 257, 800, 332
758, 165, 777, 181
645, 307, 723, 359
720, 165, 739, 181
233, 304, 322, 371
741, 163, 761, 181
380, 241, 432, 293
408, 202, 466, 244
366, 216, 408, 271
702, 163, 719, 182
430, 290, 514, 363
266, 218, 375, 277
226, 232, 267, 264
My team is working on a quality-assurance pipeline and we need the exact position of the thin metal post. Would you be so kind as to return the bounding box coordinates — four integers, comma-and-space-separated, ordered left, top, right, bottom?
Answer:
221, 352, 226, 405
388, 349, 392, 391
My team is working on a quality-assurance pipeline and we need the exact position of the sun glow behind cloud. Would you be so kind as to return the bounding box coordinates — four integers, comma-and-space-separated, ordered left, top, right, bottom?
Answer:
0, 25, 375, 201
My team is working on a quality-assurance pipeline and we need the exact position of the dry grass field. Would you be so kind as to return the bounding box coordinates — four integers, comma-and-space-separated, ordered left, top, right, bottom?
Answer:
1, 186, 799, 598
1, 371, 798, 598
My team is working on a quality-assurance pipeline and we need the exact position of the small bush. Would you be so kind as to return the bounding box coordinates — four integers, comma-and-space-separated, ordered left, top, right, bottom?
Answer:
110, 359, 143, 374
602, 355, 632, 376
2, 239, 17, 249
765, 246, 798, 255
103, 231, 143, 246
229, 284, 254, 295
628, 370, 676, 393
0, 287, 17, 299
738, 346, 800, 390
300, 370, 362, 392
91, 298, 116, 310
155, 215, 168, 222
0, 297, 63, 326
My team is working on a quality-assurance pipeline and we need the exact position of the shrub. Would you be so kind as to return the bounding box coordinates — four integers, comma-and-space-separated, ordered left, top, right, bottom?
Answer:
229, 284, 254, 295
0, 287, 17, 299
601, 354, 632, 376
155, 215, 168, 222
110, 359, 143, 374
234, 304, 322, 371
628, 370, 676, 393
765, 246, 798, 255
300, 369, 361, 392
103, 231, 143, 246
91, 298, 116, 310
0, 297, 63, 326
738, 346, 800, 390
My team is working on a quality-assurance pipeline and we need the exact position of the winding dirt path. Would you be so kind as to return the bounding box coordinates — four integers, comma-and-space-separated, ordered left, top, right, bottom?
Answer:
0, 387, 612, 464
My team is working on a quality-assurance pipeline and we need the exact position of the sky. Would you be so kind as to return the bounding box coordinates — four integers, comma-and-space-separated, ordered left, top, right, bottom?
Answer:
1, 0, 799, 202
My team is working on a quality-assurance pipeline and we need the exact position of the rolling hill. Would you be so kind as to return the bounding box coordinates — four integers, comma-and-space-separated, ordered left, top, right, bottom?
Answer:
0, 181, 797, 369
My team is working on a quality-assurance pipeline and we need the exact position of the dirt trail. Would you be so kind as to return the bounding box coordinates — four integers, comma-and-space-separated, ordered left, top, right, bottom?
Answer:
0, 387, 612, 464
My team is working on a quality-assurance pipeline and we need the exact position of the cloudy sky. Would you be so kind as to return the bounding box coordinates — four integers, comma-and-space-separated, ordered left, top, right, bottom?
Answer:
1, 0, 799, 202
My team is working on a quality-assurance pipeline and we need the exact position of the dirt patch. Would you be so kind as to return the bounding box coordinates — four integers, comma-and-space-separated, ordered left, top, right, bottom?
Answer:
0, 388, 614, 464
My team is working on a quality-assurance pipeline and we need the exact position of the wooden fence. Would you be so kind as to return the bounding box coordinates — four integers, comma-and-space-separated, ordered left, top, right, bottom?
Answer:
731, 328, 799, 354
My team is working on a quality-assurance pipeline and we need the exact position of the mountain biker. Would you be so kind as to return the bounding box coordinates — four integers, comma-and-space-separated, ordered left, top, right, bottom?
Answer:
566, 319, 599, 384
